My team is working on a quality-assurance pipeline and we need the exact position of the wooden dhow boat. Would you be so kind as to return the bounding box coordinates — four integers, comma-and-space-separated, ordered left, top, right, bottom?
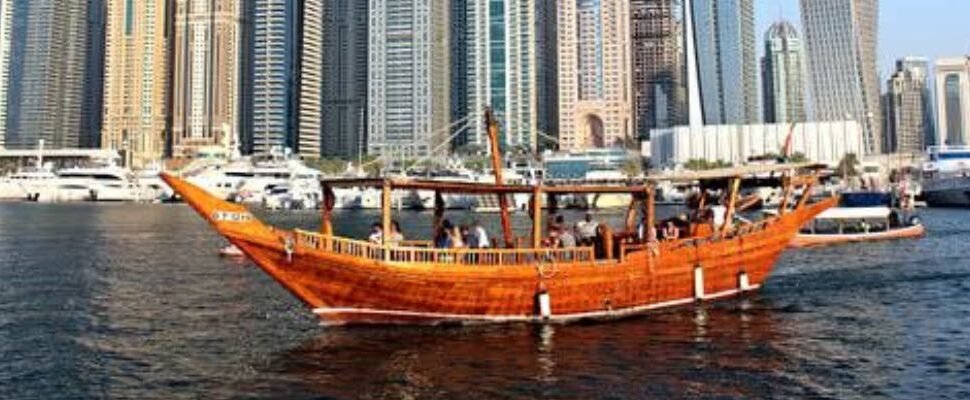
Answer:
162, 114, 835, 326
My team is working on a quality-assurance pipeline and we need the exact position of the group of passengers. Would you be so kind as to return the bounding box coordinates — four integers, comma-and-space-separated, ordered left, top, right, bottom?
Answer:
367, 221, 405, 246
434, 220, 490, 249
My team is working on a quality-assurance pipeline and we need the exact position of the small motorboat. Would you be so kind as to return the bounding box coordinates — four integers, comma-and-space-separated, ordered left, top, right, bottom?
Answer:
218, 244, 246, 258
790, 206, 925, 248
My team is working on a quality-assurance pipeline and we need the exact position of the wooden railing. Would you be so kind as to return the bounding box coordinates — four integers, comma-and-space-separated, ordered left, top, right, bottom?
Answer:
294, 230, 595, 267
619, 218, 778, 260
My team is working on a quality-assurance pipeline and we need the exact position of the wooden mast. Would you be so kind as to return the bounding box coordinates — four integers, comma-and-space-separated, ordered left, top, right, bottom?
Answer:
485, 108, 515, 247
721, 177, 741, 235
321, 185, 335, 236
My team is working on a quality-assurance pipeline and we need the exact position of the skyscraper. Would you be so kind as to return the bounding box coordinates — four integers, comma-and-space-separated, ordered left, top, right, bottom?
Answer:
557, 0, 632, 150
631, 0, 685, 140
297, 0, 323, 157
249, 0, 297, 155
0, 0, 13, 148
885, 57, 931, 154
801, 0, 881, 154
102, 0, 171, 168
321, 0, 368, 159
691, 0, 757, 125
172, 0, 246, 158
3, 0, 105, 149
934, 57, 970, 147
452, 0, 553, 152
367, 0, 450, 158
761, 20, 806, 124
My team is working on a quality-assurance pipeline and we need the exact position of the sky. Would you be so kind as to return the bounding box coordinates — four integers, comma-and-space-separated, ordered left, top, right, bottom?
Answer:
755, 0, 970, 76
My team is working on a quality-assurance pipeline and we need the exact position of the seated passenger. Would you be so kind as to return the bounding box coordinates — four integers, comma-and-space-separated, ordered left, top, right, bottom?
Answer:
436, 220, 454, 248
558, 227, 577, 248
368, 223, 383, 244
387, 220, 405, 246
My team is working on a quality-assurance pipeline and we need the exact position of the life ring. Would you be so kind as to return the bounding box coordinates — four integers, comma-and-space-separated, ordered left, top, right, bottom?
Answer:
537, 260, 558, 279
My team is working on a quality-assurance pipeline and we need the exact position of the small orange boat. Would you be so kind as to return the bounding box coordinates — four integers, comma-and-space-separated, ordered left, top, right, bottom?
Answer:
162, 113, 835, 326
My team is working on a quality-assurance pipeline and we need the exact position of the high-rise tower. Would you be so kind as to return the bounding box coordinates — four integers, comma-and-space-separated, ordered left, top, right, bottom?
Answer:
102, 0, 171, 167
171, 0, 246, 158
801, 0, 881, 154
4, 0, 105, 149
691, 0, 757, 125
557, 0, 632, 150
452, 0, 553, 152
249, 0, 298, 155
935, 57, 970, 147
761, 20, 806, 124
631, 0, 685, 140
885, 57, 931, 153
319, 0, 368, 159
367, 0, 450, 158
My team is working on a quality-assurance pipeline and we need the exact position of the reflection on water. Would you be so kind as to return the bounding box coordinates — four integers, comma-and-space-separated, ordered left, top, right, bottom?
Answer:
1, 203, 970, 398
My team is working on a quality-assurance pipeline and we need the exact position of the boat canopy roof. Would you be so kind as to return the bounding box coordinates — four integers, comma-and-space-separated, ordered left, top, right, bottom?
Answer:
320, 162, 825, 195
813, 207, 892, 220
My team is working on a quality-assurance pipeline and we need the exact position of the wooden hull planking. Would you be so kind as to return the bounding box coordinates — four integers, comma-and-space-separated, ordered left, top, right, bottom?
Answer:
163, 173, 835, 325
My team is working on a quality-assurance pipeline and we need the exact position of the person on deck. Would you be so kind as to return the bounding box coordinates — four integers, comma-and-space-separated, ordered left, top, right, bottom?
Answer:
387, 221, 404, 246
663, 221, 680, 241
576, 214, 599, 245
450, 225, 466, 248
558, 226, 577, 248
436, 220, 454, 248
368, 223, 383, 244
470, 220, 490, 248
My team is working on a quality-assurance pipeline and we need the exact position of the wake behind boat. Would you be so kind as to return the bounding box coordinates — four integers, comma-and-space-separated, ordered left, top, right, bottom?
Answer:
161, 112, 835, 326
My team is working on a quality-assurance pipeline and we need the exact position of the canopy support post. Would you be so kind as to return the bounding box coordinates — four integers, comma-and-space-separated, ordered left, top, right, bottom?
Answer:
532, 185, 543, 248
646, 185, 656, 238
433, 191, 444, 239
381, 180, 392, 246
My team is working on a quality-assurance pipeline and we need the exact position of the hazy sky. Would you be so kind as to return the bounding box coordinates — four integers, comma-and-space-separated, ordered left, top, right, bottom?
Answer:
755, 0, 970, 76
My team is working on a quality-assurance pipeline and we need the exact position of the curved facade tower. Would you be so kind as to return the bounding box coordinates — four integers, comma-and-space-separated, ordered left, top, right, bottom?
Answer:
761, 20, 807, 124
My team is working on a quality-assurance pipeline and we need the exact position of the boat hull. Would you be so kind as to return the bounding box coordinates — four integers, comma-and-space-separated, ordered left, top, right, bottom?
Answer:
162, 173, 834, 326
791, 224, 925, 248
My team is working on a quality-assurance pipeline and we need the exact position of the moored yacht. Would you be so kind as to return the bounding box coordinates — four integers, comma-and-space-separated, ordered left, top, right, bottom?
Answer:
921, 146, 970, 207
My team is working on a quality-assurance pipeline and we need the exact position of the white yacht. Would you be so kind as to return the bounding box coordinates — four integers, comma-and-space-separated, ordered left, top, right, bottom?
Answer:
0, 167, 57, 201
34, 165, 144, 202
921, 146, 970, 207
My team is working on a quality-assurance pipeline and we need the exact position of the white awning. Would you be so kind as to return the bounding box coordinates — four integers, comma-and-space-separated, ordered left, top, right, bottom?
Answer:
814, 207, 892, 220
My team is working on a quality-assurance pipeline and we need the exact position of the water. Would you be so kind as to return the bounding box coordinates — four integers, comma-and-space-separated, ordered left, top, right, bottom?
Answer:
1, 203, 969, 399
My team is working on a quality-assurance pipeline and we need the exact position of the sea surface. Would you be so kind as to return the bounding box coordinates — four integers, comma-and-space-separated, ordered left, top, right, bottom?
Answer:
1, 203, 969, 399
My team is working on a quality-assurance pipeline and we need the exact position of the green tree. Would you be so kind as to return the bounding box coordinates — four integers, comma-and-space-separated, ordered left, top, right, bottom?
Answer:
620, 158, 644, 177
836, 153, 860, 178
683, 159, 732, 171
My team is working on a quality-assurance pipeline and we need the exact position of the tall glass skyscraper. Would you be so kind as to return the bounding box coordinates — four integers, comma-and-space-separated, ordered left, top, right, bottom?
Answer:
886, 57, 931, 154
0, 0, 13, 149
452, 0, 552, 152
691, 0, 757, 125
367, 0, 450, 158
761, 20, 806, 124
631, 0, 685, 140
249, 0, 298, 155
801, 0, 881, 154
3, 0, 105, 149
320, 0, 368, 159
